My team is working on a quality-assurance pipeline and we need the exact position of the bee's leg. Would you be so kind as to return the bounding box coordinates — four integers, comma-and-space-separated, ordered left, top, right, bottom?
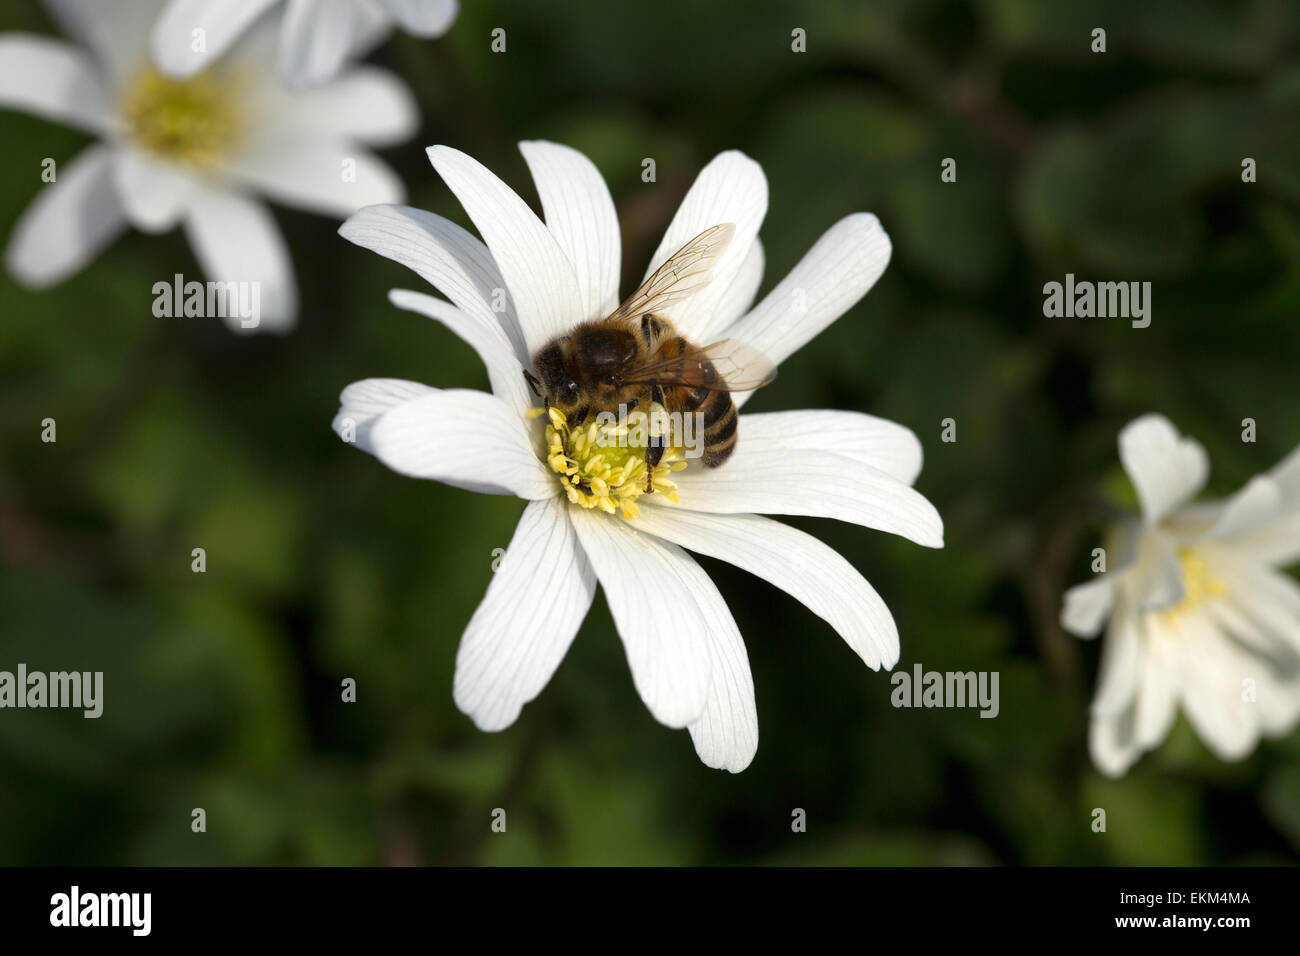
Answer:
569, 405, 589, 427
644, 385, 666, 492
523, 369, 542, 397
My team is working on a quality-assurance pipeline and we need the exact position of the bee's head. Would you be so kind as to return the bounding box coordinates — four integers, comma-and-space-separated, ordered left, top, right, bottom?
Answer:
531, 341, 581, 412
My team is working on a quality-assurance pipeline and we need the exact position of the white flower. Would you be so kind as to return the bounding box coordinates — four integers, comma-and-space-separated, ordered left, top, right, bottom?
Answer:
1, 0, 417, 331
1062, 414, 1300, 777
152, 0, 458, 89
333, 140, 944, 772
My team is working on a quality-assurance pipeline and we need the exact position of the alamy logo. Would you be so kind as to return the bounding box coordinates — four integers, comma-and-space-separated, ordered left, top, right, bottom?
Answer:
1042, 273, 1151, 328
890, 663, 1000, 718
152, 273, 261, 328
0, 664, 102, 718
50, 886, 151, 936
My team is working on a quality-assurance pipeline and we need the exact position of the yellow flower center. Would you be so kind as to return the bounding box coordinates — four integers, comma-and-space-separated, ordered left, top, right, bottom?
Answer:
1156, 548, 1228, 629
533, 406, 686, 520
121, 69, 241, 167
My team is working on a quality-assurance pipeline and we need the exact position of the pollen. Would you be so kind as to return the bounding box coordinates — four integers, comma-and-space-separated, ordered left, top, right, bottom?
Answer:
1157, 548, 1228, 630
121, 69, 242, 168
536, 406, 686, 520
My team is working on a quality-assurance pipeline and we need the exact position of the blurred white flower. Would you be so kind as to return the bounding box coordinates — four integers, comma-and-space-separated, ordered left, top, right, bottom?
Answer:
333, 140, 944, 771
0, 0, 417, 331
1062, 414, 1300, 777
152, 0, 457, 89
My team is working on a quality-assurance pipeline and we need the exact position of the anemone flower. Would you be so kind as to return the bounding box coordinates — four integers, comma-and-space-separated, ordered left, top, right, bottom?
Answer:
334, 141, 944, 770
152, 0, 458, 89
1, 0, 416, 331
1062, 414, 1300, 776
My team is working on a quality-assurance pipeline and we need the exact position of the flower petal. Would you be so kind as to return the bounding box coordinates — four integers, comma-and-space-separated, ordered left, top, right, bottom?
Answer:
642, 150, 767, 342
4, 144, 126, 288
278, 0, 388, 89
630, 508, 899, 670
0, 34, 111, 133
455, 496, 595, 731
339, 203, 527, 362
1089, 604, 1141, 720
261, 66, 418, 147
367, 388, 554, 498
1060, 574, 1116, 639
687, 615, 758, 773
519, 140, 620, 322
426, 144, 584, 357
1205, 475, 1282, 541
1175, 616, 1257, 761
332, 377, 436, 453
735, 409, 923, 486
378, 0, 458, 36
111, 148, 198, 233
182, 185, 297, 332
712, 237, 764, 331
387, 289, 532, 416
568, 508, 716, 728
725, 213, 891, 377
664, 445, 943, 548
150, 0, 278, 78
1118, 414, 1209, 525
224, 138, 405, 217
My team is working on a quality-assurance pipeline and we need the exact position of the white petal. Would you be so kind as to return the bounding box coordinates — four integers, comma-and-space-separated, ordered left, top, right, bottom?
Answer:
454, 496, 595, 730
664, 445, 943, 549
712, 238, 764, 331
0, 34, 111, 133
1118, 414, 1209, 525
519, 140, 620, 321
338, 203, 527, 362
1267, 442, 1300, 503
1060, 574, 1116, 638
426, 145, 585, 356
49, 0, 160, 84
735, 409, 923, 486
1090, 607, 1141, 720
1088, 705, 1140, 778
1205, 475, 1282, 540
1230, 508, 1300, 568
630, 508, 899, 670
378, 0, 458, 36
386, 289, 532, 417
278, 0, 388, 88
111, 149, 198, 233
687, 615, 758, 773
1132, 529, 1186, 612
151, 0, 278, 78
1129, 618, 1178, 751
725, 213, 891, 381
568, 508, 717, 728
224, 138, 404, 217
4, 144, 127, 288
642, 150, 767, 342
182, 186, 297, 332
332, 377, 435, 453
1176, 617, 1258, 761
367, 389, 554, 499
261, 66, 418, 147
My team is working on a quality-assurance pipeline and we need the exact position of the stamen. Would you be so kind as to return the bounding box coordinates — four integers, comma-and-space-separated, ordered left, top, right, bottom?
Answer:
121, 69, 242, 167
1156, 548, 1228, 629
540, 406, 685, 519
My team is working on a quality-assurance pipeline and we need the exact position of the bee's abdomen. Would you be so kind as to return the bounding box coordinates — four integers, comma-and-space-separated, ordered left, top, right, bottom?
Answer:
699, 391, 737, 467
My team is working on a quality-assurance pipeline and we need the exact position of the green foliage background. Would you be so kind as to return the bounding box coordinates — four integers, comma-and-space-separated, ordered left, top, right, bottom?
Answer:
2, 0, 1300, 865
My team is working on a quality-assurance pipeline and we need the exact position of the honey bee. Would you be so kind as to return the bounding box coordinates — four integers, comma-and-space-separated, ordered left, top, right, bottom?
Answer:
524, 223, 776, 491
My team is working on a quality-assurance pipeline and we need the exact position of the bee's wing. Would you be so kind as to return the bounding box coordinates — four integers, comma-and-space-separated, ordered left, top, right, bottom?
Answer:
609, 223, 735, 321
618, 338, 777, 392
